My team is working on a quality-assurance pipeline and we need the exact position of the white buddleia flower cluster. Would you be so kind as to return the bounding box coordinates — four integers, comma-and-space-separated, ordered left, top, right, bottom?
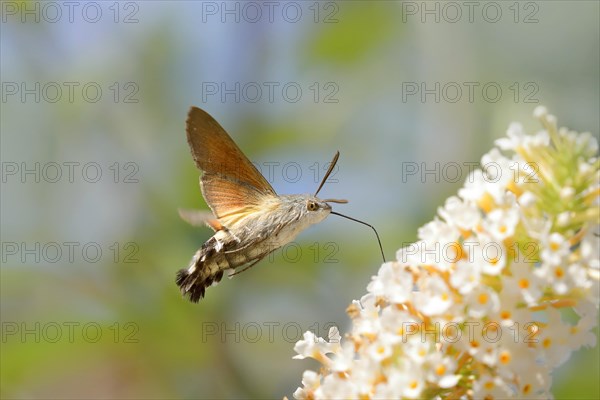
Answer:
292, 107, 599, 399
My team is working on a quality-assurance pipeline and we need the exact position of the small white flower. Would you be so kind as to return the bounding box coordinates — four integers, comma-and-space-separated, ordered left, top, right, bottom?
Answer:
559, 186, 575, 200
497, 120, 549, 152
349, 358, 380, 397
502, 263, 544, 306
576, 131, 599, 155
469, 233, 507, 275
518, 191, 537, 207
437, 196, 481, 231
403, 339, 435, 365
365, 340, 392, 362
472, 373, 513, 399
424, 352, 460, 388
515, 368, 553, 399
367, 262, 413, 304
417, 219, 461, 269
372, 371, 403, 399
537, 259, 585, 295
483, 207, 519, 241
454, 320, 498, 364
556, 211, 571, 226
449, 259, 481, 294
318, 373, 357, 399
578, 159, 594, 175
580, 229, 600, 270
458, 168, 489, 203
494, 283, 531, 327
293, 370, 321, 400
533, 105, 548, 119
529, 129, 550, 148
414, 275, 453, 316
568, 262, 591, 289
496, 122, 526, 151
293, 331, 337, 360
380, 306, 417, 344
373, 368, 424, 399
329, 341, 355, 372
537, 308, 572, 367
571, 301, 598, 350
540, 232, 569, 266
351, 294, 381, 337
465, 286, 500, 318
327, 326, 341, 344
481, 149, 526, 203
546, 113, 557, 128
493, 334, 534, 378
398, 368, 425, 399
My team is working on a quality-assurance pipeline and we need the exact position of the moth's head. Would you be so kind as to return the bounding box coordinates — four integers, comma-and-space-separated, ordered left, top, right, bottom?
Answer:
303, 150, 347, 225
303, 195, 347, 224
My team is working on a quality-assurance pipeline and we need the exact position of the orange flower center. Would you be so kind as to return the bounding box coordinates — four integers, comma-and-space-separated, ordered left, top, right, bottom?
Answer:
478, 293, 489, 305
499, 351, 511, 364
519, 279, 529, 289
554, 267, 565, 278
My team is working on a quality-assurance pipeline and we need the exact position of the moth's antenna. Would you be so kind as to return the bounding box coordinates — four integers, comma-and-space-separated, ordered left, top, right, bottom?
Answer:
330, 211, 386, 263
314, 151, 340, 197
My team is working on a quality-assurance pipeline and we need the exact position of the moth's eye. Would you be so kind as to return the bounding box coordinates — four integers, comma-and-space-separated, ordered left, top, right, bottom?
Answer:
307, 201, 318, 211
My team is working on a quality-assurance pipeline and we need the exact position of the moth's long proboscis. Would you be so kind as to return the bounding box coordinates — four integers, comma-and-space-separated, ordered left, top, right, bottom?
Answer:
330, 211, 386, 263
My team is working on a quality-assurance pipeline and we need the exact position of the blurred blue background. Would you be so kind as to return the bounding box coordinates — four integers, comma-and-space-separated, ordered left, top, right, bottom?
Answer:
1, 1, 598, 398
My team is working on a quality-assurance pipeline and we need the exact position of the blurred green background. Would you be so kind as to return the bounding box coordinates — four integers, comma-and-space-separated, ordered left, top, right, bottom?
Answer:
1, 1, 598, 398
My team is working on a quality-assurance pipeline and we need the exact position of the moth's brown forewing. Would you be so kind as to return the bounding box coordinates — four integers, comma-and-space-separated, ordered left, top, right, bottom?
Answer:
186, 107, 277, 220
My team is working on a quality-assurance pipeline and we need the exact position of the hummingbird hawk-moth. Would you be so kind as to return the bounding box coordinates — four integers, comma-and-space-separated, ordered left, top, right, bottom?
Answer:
176, 107, 385, 302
